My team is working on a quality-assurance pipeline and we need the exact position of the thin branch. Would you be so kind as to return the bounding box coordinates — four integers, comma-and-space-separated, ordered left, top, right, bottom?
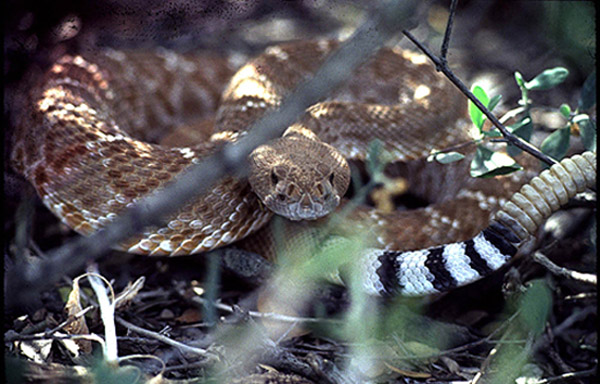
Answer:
439, 0, 458, 63
117, 354, 166, 378
5, 332, 106, 346
115, 316, 219, 361
532, 251, 597, 285
531, 368, 597, 384
188, 291, 342, 325
4, 306, 94, 341
402, 29, 557, 167
564, 292, 596, 301
5, 0, 419, 311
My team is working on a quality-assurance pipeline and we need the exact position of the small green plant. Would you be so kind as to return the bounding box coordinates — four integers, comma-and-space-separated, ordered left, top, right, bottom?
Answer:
484, 279, 553, 384
498, 68, 594, 162
433, 66, 596, 176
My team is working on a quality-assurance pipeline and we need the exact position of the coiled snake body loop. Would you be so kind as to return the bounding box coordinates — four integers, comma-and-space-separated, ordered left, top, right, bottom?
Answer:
11, 40, 596, 296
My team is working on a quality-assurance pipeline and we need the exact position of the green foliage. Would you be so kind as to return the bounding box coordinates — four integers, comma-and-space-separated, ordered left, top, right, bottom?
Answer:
514, 71, 526, 88
506, 117, 533, 157
534, 68, 596, 160
540, 127, 570, 161
469, 85, 490, 129
517, 280, 553, 336
577, 115, 596, 152
542, 1, 595, 74
523, 67, 569, 91
467, 85, 525, 177
578, 70, 596, 110
471, 146, 522, 178
468, 85, 502, 134
559, 103, 571, 118
431, 151, 465, 164
488, 94, 503, 113
466, 65, 593, 171
91, 358, 141, 384
483, 280, 553, 384
573, 71, 597, 152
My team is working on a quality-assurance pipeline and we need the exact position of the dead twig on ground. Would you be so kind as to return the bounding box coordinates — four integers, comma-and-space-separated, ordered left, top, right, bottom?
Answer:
115, 316, 220, 362
532, 251, 596, 285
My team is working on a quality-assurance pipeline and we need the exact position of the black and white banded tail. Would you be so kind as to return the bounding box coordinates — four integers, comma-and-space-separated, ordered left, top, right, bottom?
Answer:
360, 151, 596, 296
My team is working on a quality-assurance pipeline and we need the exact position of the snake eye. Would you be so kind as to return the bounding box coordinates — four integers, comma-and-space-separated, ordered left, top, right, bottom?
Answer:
271, 170, 279, 185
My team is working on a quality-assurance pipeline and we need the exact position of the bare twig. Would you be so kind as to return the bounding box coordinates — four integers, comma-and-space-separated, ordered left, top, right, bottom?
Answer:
401, 29, 557, 167
188, 291, 341, 325
5, 332, 106, 346
5, 306, 94, 341
5, 0, 419, 310
532, 251, 597, 285
118, 354, 166, 378
564, 292, 596, 301
439, 0, 458, 63
530, 368, 596, 384
115, 316, 219, 361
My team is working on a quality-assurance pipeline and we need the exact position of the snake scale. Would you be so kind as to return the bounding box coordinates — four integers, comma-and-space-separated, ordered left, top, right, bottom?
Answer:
11, 40, 596, 296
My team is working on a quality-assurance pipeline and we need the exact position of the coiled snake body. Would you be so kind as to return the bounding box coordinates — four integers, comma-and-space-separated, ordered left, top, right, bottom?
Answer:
11, 40, 596, 296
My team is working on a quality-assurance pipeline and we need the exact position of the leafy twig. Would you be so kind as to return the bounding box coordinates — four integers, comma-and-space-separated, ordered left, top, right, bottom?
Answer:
401, 28, 557, 167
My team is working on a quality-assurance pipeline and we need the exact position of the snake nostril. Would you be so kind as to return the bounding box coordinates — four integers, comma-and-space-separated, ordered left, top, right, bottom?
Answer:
286, 184, 296, 196
316, 183, 325, 197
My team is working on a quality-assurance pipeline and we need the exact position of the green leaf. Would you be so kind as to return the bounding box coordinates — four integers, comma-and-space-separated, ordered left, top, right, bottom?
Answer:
471, 145, 522, 178
578, 70, 596, 111
507, 117, 533, 157
91, 358, 142, 384
432, 151, 465, 164
518, 280, 552, 336
403, 341, 441, 357
514, 71, 526, 88
574, 114, 596, 152
488, 94, 503, 112
559, 103, 571, 118
524, 67, 569, 91
482, 129, 502, 138
540, 127, 571, 161
469, 85, 489, 129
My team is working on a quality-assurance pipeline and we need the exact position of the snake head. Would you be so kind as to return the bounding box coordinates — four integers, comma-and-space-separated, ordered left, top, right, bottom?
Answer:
249, 134, 350, 221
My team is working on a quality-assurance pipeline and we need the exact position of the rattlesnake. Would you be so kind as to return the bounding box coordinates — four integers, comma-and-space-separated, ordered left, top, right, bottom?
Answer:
11, 40, 596, 296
